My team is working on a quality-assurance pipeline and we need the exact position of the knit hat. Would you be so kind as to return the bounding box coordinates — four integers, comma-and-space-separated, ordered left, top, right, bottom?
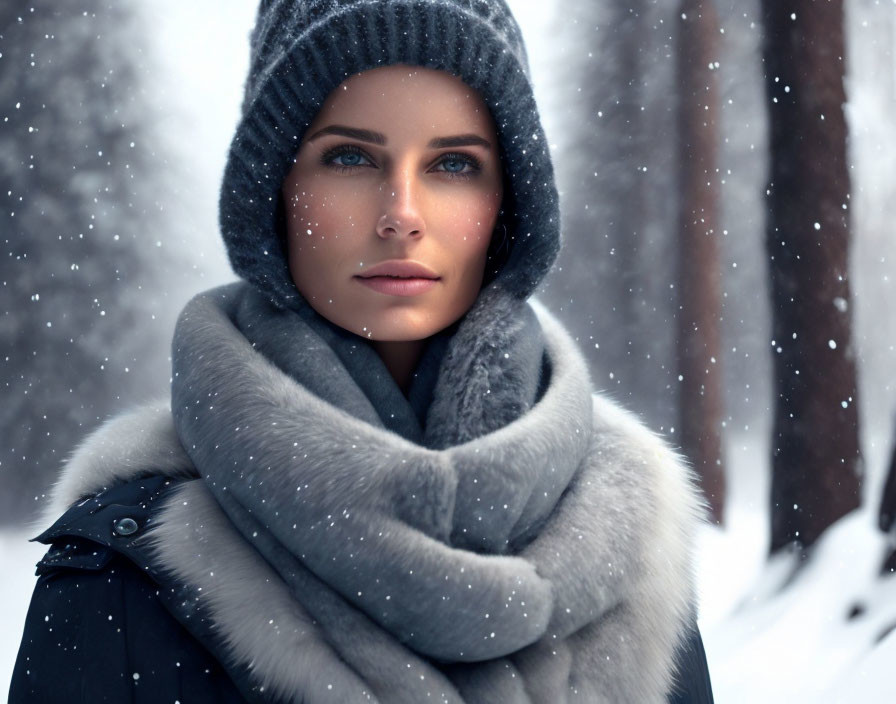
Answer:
219, 0, 560, 311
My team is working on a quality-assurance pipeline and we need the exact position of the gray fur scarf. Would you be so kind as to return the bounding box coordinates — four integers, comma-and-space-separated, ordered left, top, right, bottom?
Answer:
48, 282, 702, 703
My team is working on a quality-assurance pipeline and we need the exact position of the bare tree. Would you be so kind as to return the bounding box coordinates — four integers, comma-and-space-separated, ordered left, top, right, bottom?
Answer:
675, 0, 726, 523
760, 0, 862, 553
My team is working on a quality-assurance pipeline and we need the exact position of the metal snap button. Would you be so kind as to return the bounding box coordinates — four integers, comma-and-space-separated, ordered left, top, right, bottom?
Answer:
113, 517, 139, 536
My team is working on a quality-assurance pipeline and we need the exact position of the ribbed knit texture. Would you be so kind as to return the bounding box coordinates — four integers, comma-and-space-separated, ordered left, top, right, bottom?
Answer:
219, 0, 561, 311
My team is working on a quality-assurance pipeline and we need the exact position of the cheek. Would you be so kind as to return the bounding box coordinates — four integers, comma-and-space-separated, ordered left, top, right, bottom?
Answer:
286, 181, 346, 237
284, 178, 374, 257
436, 191, 500, 262
283, 182, 349, 300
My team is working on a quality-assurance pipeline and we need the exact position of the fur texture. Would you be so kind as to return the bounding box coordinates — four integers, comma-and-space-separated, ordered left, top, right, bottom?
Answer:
42, 401, 195, 526
45, 288, 702, 703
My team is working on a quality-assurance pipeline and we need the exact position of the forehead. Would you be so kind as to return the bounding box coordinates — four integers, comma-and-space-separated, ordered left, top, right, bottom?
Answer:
307, 64, 496, 138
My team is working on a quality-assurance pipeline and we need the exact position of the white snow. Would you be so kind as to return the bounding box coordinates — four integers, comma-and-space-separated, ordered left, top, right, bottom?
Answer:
698, 509, 896, 703
690, 430, 896, 703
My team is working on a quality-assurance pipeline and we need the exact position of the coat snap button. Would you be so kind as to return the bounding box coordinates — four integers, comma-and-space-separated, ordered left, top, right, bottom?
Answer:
113, 517, 139, 536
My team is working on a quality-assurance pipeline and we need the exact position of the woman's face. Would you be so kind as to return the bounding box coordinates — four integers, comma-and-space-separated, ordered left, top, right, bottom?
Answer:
281, 64, 503, 342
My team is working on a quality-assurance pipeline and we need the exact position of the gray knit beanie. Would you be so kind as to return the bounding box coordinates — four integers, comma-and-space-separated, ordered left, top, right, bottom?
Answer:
219, 0, 560, 311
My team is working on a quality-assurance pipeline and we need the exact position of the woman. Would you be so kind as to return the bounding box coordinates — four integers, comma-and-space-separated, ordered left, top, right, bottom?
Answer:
10, 1, 713, 702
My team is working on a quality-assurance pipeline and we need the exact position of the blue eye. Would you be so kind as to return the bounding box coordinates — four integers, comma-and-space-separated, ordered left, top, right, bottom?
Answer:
441, 158, 467, 173
435, 153, 481, 178
321, 145, 372, 170
334, 152, 366, 167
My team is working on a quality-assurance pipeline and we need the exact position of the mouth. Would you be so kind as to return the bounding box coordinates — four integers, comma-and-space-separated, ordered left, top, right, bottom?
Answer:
356, 260, 440, 279
354, 260, 440, 297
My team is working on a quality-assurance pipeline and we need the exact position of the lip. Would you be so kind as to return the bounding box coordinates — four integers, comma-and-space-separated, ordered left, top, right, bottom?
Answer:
356, 260, 440, 279
353, 260, 441, 297
355, 276, 439, 297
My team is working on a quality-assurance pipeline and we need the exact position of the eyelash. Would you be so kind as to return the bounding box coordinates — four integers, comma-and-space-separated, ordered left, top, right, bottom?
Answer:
319, 144, 482, 181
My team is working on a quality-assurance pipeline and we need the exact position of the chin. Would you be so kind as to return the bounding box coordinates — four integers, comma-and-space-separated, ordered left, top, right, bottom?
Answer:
345, 308, 459, 342
355, 322, 443, 343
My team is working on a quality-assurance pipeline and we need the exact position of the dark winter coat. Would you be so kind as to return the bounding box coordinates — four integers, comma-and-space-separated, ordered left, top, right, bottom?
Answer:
10, 475, 713, 703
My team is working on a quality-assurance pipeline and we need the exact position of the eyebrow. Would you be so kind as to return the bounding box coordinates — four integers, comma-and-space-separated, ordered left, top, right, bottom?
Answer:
307, 124, 492, 150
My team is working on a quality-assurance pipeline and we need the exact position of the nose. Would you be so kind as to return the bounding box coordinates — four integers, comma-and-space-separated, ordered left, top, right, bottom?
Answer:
376, 170, 425, 240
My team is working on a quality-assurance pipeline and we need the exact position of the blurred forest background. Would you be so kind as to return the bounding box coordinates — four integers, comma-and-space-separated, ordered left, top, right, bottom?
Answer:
2, 0, 895, 563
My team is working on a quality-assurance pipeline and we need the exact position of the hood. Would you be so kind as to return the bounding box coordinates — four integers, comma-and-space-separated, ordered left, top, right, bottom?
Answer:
219, 0, 561, 312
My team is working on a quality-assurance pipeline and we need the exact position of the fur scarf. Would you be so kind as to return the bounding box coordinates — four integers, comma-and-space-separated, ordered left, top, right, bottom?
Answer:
46, 282, 702, 703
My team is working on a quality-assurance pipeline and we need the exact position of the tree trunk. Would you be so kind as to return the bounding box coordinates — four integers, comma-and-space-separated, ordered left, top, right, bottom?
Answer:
880, 427, 896, 533
760, 0, 862, 554
879, 424, 896, 573
614, 1, 648, 344
676, 0, 726, 524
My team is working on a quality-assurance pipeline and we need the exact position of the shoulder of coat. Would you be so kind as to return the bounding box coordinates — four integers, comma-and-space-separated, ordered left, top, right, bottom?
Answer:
41, 400, 196, 529
33, 473, 184, 578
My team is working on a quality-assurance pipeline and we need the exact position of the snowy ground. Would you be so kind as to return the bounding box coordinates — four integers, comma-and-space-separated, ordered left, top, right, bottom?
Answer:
694, 431, 896, 703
